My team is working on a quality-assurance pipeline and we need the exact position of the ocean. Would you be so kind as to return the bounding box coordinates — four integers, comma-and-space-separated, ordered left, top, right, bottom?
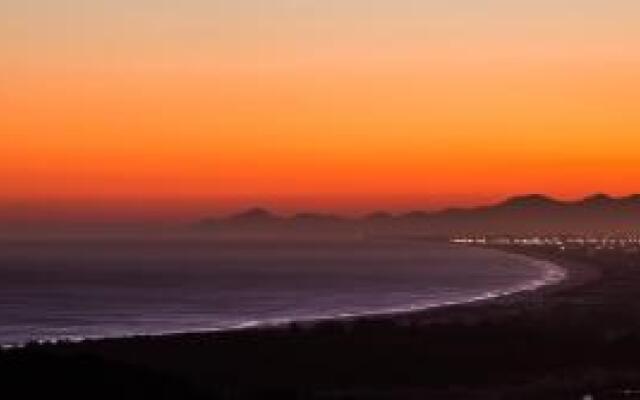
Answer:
0, 237, 564, 347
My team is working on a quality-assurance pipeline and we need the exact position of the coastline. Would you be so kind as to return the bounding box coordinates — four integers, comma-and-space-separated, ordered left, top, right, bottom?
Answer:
246, 244, 595, 333
389, 245, 600, 327
0, 244, 573, 350
7, 245, 634, 399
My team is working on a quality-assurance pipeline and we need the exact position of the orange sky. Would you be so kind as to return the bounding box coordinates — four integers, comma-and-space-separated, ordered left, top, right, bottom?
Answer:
2, 1, 639, 221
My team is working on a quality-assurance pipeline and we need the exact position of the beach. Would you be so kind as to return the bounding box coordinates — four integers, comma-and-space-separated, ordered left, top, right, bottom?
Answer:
0, 239, 550, 347
3, 244, 640, 399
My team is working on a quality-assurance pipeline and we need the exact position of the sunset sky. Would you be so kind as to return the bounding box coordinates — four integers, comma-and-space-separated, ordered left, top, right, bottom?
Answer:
2, 1, 639, 222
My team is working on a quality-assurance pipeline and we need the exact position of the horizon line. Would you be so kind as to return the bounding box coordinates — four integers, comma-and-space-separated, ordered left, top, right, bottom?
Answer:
2, 191, 637, 227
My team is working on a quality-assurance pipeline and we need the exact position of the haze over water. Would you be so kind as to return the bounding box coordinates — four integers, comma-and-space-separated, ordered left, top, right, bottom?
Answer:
0, 237, 562, 346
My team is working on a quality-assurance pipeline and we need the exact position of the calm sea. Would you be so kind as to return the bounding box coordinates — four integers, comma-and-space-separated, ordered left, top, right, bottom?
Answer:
0, 237, 564, 346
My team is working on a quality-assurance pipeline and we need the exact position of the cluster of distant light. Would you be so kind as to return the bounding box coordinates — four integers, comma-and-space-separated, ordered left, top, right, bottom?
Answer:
450, 236, 640, 252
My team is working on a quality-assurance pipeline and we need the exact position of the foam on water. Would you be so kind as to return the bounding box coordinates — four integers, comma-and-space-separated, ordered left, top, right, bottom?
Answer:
0, 239, 566, 348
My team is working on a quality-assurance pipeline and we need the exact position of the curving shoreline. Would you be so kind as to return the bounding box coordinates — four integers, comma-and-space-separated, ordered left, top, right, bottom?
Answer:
6, 245, 631, 399
0, 245, 573, 350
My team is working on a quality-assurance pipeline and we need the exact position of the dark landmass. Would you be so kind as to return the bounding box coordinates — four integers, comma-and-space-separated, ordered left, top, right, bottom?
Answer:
198, 193, 640, 235
5, 244, 640, 399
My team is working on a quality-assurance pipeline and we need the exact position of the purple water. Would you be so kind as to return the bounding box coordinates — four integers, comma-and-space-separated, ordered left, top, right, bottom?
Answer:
0, 237, 564, 346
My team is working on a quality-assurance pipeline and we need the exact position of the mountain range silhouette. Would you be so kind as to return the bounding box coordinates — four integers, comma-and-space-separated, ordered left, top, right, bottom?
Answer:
199, 194, 640, 235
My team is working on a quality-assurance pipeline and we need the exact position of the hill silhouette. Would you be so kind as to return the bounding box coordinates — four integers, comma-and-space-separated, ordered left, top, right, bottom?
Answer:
198, 194, 640, 236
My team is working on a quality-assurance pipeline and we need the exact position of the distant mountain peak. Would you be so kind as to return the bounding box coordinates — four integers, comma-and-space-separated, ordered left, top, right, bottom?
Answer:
582, 193, 614, 202
498, 194, 559, 208
229, 207, 277, 221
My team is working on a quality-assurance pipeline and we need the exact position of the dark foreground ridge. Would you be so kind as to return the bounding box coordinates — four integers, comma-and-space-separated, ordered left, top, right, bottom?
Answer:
4, 245, 640, 399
